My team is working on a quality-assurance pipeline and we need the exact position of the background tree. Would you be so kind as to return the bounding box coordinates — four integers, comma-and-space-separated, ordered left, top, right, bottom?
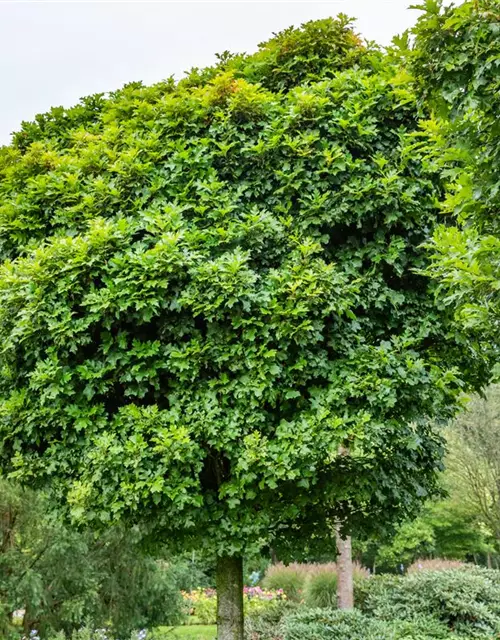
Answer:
362, 492, 494, 573
446, 385, 500, 557
359, 387, 500, 573
0, 16, 491, 640
0, 481, 182, 639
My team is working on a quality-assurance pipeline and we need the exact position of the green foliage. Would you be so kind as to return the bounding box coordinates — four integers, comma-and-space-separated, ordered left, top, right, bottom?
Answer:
163, 553, 213, 593
359, 567, 500, 637
282, 608, 453, 640
446, 385, 500, 554
303, 563, 369, 608
152, 627, 217, 640
303, 570, 338, 609
367, 498, 492, 572
0, 480, 183, 639
408, 0, 500, 336
0, 16, 490, 562
183, 587, 286, 626
425, 498, 494, 562
263, 564, 308, 602
361, 388, 500, 573
238, 16, 379, 93
372, 516, 435, 571
244, 601, 298, 640
183, 590, 217, 625
262, 562, 369, 608
48, 631, 154, 640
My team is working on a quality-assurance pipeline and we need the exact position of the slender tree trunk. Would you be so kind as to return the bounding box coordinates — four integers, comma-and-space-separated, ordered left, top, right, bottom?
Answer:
336, 529, 354, 609
270, 548, 278, 565
216, 555, 244, 640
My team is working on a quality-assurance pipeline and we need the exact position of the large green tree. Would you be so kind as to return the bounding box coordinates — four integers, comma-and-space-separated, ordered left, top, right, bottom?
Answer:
0, 17, 491, 639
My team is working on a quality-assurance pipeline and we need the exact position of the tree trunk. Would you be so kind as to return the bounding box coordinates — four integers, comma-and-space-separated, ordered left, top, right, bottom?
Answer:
270, 548, 279, 565
216, 555, 244, 640
336, 530, 354, 609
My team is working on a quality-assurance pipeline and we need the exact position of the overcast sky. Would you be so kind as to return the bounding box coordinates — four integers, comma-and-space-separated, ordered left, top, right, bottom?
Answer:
0, 1, 427, 146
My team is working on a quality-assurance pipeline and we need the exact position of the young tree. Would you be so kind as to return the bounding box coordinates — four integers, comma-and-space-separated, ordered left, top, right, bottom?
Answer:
0, 17, 491, 639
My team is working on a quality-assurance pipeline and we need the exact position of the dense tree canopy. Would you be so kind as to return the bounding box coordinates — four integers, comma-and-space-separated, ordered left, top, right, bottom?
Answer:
408, 0, 500, 337
0, 17, 491, 564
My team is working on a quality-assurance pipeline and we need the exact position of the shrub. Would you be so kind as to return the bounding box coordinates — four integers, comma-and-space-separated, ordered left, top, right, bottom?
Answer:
360, 567, 500, 638
407, 559, 466, 574
304, 568, 338, 608
184, 587, 286, 625
245, 587, 287, 618
244, 601, 297, 640
263, 564, 310, 602
182, 589, 217, 624
282, 608, 453, 640
302, 562, 370, 608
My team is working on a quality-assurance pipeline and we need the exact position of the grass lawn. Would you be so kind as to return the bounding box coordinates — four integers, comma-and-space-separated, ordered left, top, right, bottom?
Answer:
159, 625, 217, 639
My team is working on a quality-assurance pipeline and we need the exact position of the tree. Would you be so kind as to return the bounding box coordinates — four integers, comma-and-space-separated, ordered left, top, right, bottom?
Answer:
407, 0, 500, 339
0, 481, 182, 639
360, 390, 500, 573
0, 16, 491, 639
363, 492, 494, 573
447, 385, 500, 555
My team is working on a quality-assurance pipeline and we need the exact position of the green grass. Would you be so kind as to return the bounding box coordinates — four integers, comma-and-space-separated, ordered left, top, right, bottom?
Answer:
157, 625, 217, 639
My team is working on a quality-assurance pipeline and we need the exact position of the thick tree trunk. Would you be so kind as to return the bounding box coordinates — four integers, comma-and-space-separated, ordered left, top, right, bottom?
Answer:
336, 530, 354, 609
216, 555, 244, 640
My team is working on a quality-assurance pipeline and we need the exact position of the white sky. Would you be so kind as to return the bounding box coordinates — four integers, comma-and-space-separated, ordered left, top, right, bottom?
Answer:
0, 1, 426, 146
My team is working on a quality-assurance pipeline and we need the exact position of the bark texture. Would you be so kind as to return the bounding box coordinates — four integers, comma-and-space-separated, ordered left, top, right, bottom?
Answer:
336, 530, 354, 609
216, 555, 244, 640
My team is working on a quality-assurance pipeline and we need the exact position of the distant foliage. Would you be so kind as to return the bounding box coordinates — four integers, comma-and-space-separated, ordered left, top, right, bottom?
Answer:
446, 385, 500, 556
244, 600, 297, 640
407, 558, 466, 574
304, 562, 369, 608
0, 480, 182, 639
303, 567, 338, 608
47, 631, 148, 640
183, 587, 286, 625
